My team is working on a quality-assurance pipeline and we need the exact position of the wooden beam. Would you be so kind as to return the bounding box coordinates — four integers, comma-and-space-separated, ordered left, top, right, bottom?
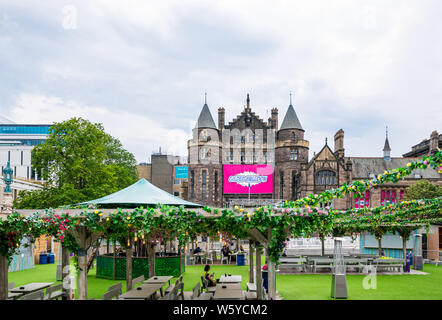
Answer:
0, 255, 8, 300
248, 229, 269, 248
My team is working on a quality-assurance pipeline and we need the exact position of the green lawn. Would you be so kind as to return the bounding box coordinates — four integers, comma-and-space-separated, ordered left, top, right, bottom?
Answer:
7, 262, 442, 300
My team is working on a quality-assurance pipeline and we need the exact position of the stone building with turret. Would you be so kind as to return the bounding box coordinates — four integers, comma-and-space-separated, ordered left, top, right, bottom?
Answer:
187, 93, 441, 259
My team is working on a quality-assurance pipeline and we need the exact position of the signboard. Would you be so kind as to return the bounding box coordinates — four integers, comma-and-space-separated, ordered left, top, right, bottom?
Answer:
223, 164, 273, 194
174, 166, 188, 179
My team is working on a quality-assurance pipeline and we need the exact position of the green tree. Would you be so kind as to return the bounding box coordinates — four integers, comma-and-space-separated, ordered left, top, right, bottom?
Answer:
14, 117, 137, 208
403, 179, 442, 201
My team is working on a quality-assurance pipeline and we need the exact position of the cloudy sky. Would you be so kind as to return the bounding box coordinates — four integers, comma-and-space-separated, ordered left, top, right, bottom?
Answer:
0, 1, 441, 162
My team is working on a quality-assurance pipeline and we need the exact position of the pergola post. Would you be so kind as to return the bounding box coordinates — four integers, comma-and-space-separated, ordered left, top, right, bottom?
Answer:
147, 236, 156, 278
266, 248, 276, 300
77, 249, 88, 300
0, 255, 8, 300
248, 239, 254, 284
255, 245, 262, 300
126, 243, 133, 291
61, 244, 70, 300
113, 241, 116, 280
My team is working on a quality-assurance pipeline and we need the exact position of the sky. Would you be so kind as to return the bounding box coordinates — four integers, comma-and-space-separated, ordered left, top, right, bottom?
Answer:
0, 0, 441, 163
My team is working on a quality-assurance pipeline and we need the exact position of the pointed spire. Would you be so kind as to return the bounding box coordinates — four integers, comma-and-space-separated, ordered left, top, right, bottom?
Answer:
289, 91, 293, 106
383, 125, 391, 161
383, 126, 391, 151
246, 93, 250, 110
280, 100, 303, 131
196, 94, 217, 129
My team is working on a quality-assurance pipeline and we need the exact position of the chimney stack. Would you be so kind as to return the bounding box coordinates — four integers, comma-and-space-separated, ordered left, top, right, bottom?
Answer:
429, 130, 439, 156
218, 107, 225, 130
334, 129, 345, 158
271, 108, 278, 129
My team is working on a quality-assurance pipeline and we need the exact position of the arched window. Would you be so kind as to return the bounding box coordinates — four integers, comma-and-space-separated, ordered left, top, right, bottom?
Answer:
315, 170, 336, 185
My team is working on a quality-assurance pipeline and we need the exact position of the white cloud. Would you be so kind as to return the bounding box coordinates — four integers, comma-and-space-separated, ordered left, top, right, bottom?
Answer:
0, 0, 441, 161
7, 93, 190, 162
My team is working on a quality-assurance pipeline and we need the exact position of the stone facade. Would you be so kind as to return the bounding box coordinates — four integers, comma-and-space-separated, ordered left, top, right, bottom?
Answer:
187, 94, 441, 210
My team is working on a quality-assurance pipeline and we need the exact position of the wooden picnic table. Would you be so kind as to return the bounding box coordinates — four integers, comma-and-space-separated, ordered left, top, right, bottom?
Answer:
119, 283, 164, 300
8, 292, 24, 300
10, 282, 53, 294
213, 283, 243, 300
144, 276, 173, 286
219, 275, 242, 283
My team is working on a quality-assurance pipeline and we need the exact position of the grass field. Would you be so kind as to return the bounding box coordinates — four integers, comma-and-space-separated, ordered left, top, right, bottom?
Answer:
7, 262, 442, 300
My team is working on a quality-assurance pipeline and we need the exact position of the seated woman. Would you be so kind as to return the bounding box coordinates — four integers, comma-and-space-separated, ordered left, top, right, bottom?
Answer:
203, 264, 217, 287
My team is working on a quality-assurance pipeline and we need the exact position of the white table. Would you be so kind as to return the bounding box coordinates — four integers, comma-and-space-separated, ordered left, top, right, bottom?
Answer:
213, 283, 244, 300
119, 283, 164, 300
10, 282, 53, 294
218, 275, 242, 283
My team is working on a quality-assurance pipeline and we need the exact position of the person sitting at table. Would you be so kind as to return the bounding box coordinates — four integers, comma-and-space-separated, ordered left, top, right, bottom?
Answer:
221, 244, 230, 257
194, 246, 202, 254
203, 265, 217, 287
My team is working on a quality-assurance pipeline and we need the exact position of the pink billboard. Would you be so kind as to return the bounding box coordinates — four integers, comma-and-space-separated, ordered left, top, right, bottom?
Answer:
223, 164, 273, 194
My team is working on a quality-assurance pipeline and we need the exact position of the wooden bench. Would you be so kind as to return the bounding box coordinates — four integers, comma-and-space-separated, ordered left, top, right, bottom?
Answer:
279, 258, 307, 272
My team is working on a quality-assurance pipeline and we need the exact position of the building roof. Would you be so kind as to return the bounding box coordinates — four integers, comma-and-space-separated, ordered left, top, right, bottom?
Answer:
347, 157, 441, 179
78, 178, 202, 208
280, 104, 303, 130
196, 103, 217, 129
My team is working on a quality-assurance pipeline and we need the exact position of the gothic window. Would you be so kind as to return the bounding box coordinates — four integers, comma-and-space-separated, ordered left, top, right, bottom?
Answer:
315, 170, 336, 185
292, 132, 296, 141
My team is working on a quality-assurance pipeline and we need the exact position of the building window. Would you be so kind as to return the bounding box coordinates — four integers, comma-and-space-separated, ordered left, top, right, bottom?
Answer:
381, 190, 396, 205
315, 170, 336, 185
202, 170, 207, 205
355, 191, 370, 208
230, 151, 234, 161
241, 151, 245, 162
214, 170, 218, 199
400, 190, 405, 201
280, 171, 284, 199
173, 179, 181, 185
191, 171, 195, 197
291, 171, 297, 200
290, 148, 298, 160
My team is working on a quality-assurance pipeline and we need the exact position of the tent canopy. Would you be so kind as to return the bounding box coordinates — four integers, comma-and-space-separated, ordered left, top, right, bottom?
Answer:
78, 178, 202, 208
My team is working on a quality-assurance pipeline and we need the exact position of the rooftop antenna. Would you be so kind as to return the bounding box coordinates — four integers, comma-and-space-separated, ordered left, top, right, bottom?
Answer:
204, 91, 207, 104
290, 91, 293, 105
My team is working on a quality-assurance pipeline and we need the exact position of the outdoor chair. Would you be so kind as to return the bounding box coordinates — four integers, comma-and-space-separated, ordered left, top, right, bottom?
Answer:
177, 281, 185, 300
203, 254, 213, 264
160, 285, 179, 300
165, 279, 179, 294
132, 275, 145, 287
44, 284, 64, 300
221, 254, 230, 264
200, 276, 216, 295
21, 290, 44, 300
190, 282, 201, 300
